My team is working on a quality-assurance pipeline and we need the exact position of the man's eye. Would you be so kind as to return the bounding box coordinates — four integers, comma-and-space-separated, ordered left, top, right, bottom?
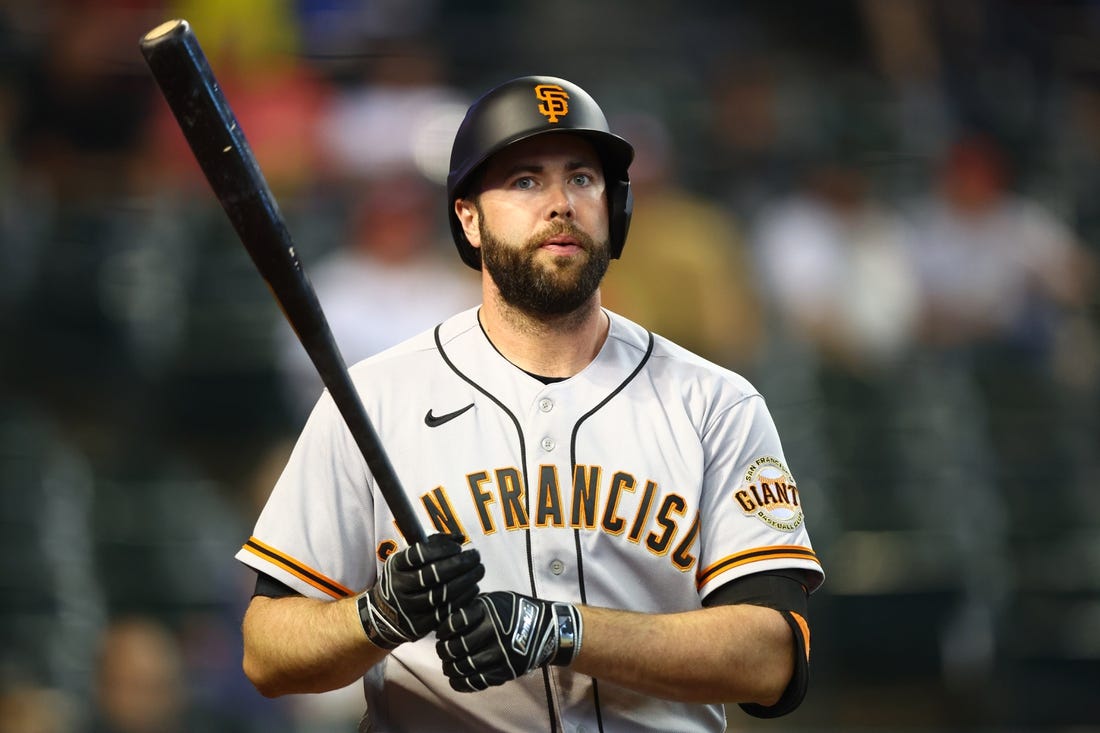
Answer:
514, 177, 535, 190
571, 173, 591, 186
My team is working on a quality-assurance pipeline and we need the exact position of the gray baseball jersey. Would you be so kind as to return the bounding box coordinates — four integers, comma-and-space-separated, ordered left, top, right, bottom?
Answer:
236, 306, 824, 732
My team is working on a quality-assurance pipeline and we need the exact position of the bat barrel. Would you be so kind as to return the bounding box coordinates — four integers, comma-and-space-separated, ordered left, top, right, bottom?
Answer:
140, 19, 282, 273
141, 19, 188, 44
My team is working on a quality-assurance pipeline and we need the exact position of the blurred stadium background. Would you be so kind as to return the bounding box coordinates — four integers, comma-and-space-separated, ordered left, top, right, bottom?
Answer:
1, 1, 1098, 731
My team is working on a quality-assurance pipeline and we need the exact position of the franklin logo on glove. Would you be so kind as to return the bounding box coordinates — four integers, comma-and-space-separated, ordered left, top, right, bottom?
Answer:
513, 598, 539, 654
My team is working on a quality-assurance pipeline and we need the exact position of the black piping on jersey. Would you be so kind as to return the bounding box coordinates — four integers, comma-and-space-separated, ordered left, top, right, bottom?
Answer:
433, 321, 654, 733
567, 328, 654, 733
433, 324, 556, 731
566, 328, 655, 604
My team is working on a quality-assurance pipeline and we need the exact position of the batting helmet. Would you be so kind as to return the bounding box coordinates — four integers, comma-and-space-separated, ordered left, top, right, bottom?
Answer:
446, 75, 635, 270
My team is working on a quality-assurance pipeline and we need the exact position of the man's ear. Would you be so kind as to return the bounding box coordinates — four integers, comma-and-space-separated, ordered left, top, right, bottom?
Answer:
454, 198, 481, 249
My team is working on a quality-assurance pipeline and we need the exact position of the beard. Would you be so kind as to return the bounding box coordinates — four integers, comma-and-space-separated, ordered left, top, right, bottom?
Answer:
479, 216, 610, 316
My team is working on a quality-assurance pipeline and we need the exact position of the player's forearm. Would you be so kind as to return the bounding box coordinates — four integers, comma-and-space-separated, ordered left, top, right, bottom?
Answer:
571, 603, 794, 705
242, 594, 386, 697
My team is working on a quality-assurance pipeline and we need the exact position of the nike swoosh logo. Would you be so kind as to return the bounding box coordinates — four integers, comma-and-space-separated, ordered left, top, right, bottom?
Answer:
424, 403, 475, 428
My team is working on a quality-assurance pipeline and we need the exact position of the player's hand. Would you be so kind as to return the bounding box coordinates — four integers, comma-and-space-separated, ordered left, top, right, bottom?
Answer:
435, 591, 583, 692
357, 533, 484, 650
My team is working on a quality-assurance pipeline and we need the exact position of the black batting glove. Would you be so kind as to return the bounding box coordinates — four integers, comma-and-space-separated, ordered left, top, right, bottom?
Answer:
435, 591, 583, 692
357, 533, 484, 650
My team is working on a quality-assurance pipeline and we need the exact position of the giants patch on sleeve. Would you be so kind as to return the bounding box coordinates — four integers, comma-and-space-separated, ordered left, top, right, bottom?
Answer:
734, 456, 803, 532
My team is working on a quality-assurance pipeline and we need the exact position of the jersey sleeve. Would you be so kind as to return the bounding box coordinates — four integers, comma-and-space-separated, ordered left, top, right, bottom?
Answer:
696, 393, 824, 600
234, 391, 377, 600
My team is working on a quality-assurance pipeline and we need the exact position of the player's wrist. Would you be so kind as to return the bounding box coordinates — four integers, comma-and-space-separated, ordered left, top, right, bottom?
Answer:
549, 602, 583, 667
356, 591, 401, 650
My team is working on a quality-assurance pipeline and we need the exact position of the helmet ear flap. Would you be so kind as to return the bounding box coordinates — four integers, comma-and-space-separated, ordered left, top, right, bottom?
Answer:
609, 178, 633, 259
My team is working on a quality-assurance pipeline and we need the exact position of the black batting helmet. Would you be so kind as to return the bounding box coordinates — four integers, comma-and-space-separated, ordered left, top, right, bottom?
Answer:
446, 75, 635, 270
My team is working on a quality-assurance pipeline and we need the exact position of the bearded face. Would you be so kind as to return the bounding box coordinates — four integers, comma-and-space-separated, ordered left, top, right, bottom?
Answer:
478, 209, 610, 316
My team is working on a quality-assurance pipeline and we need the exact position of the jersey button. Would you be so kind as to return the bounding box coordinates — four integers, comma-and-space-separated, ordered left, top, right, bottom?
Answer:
550, 559, 565, 575
541, 437, 555, 451
539, 398, 554, 412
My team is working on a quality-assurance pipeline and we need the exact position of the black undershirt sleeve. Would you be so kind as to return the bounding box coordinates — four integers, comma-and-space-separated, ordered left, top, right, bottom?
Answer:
702, 570, 812, 719
253, 571, 302, 599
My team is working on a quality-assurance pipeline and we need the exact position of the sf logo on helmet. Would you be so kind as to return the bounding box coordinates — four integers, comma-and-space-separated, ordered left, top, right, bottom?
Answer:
535, 84, 570, 123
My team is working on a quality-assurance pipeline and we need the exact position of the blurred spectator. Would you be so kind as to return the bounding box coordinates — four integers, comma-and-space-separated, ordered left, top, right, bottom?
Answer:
753, 156, 921, 374
275, 47, 478, 419
599, 113, 763, 370
906, 135, 1092, 353
903, 134, 1096, 525
87, 616, 248, 733
0, 684, 77, 733
88, 618, 186, 733
704, 51, 809, 223
313, 42, 468, 186
14, 1, 161, 202
857, 0, 953, 164
274, 171, 479, 415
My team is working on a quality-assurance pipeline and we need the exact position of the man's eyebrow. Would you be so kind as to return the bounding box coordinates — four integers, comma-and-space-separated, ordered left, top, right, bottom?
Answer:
499, 159, 599, 178
501, 163, 544, 178
566, 159, 599, 171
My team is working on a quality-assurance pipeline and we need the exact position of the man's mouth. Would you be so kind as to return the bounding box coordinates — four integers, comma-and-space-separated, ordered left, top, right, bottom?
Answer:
539, 233, 584, 254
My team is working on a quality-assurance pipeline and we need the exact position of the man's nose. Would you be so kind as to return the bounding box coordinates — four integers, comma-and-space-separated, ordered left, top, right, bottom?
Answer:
545, 183, 575, 221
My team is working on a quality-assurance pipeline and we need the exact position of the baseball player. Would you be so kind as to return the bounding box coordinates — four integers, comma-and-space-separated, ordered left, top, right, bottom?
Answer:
237, 75, 824, 732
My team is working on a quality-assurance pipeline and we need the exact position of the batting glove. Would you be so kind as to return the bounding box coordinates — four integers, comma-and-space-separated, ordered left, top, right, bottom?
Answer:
357, 533, 484, 650
435, 591, 583, 692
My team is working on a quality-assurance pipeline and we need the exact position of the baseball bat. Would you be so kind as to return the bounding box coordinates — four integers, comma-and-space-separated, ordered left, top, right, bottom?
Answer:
139, 19, 426, 544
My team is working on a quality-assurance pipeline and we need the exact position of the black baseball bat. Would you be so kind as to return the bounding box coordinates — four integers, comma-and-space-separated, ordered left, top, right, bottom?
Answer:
139, 19, 426, 545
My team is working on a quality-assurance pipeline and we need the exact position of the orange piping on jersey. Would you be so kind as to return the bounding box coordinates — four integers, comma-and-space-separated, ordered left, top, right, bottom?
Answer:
695, 545, 820, 590
242, 537, 355, 599
790, 611, 811, 661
